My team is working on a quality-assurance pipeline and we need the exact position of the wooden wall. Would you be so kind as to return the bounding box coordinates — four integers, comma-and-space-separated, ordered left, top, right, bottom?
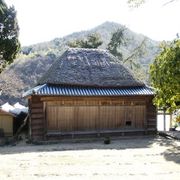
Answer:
146, 97, 157, 131
29, 97, 45, 140
29, 95, 156, 141
46, 104, 145, 132
0, 112, 13, 136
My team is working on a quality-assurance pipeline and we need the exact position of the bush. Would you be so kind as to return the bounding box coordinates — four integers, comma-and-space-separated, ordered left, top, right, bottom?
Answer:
175, 114, 180, 123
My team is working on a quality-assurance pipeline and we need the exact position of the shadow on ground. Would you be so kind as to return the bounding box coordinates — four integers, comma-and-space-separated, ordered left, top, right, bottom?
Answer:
0, 135, 157, 153
148, 136, 180, 164
159, 140, 180, 164
0, 135, 179, 164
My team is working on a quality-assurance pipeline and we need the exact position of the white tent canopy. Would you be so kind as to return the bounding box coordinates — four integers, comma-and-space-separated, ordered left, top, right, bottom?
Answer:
1, 102, 28, 115
13, 102, 28, 114
1, 102, 15, 113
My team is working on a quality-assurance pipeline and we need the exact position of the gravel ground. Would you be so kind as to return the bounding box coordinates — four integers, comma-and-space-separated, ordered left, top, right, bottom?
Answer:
0, 136, 180, 180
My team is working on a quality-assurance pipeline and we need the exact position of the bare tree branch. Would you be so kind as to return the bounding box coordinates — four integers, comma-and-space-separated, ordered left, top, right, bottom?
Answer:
123, 38, 146, 63
162, 0, 178, 6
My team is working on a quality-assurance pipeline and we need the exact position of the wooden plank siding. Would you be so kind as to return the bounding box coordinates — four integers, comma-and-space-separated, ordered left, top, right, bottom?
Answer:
146, 98, 157, 130
29, 95, 156, 140
0, 115, 13, 136
29, 97, 45, 140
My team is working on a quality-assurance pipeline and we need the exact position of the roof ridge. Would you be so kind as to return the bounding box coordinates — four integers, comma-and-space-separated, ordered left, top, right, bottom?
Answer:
67, 47, 108, 52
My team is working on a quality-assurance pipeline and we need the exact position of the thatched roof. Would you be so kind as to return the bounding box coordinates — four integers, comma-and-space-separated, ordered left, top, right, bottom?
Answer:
38, 48, 144, 87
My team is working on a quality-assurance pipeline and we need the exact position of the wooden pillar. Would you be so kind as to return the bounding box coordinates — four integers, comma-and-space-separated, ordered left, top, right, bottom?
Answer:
163, 109, 166, 131
169, 113, 172, 129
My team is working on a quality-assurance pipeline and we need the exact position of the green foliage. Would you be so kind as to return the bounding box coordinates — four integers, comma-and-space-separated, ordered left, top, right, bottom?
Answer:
107, 28, 126, 61
68, 33, 102, 49
174, 113, 180, 123
0, 0, 6, 14
107, 28, 147, 81
0, 0, 20, 70
150, 39, 180, 112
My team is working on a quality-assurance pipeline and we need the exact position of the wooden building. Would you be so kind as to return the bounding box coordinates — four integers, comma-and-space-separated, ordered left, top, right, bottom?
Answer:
24, 48, 156, 141
0, 109, 14, 136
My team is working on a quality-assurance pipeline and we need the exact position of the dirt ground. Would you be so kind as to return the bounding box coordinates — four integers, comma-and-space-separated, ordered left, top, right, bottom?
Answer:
0, 136, 180, 180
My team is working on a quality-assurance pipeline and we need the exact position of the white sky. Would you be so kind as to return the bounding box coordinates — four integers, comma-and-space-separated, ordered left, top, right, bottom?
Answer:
5, 0, 180, 46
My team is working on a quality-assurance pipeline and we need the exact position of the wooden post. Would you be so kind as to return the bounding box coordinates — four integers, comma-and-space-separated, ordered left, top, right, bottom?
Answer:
163, 109, 166, 131
169, 113, 172, 129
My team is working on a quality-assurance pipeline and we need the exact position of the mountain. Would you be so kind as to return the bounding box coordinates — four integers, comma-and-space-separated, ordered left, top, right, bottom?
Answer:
0, 21, 160, 105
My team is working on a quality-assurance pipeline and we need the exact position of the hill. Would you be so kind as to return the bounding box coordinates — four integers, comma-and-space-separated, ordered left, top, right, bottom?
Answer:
0, 21, 160, 105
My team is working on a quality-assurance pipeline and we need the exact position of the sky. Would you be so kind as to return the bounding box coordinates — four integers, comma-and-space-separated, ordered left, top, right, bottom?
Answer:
5, 0, 180, 46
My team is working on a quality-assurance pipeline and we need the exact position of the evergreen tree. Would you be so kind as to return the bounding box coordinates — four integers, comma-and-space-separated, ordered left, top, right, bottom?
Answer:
0, 0, 20, 72
107, 28, 146, 71
107, 28, 126, 61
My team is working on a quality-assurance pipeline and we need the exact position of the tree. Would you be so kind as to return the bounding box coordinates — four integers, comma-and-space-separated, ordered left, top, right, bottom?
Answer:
0, 0, 20, 72
107, 28, 147, 81
107, 28, 146, 71
150, 39, 180, 112
107, 28, 126, 61
68, 33, 103, 49
123, 38, 146, 70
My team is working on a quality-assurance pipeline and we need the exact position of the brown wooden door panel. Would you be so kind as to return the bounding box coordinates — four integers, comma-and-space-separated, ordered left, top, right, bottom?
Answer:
76, 106, 98, 131
134, 106, 145, 128
115, 106, 125, 127
47, 106, 57, 130
99, 106, 120, 129
47, 105, 99, 132
46, 103, 146, 132
47, 106, 74, 131
123, 105, 145, 128
57, 106, 74, 131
